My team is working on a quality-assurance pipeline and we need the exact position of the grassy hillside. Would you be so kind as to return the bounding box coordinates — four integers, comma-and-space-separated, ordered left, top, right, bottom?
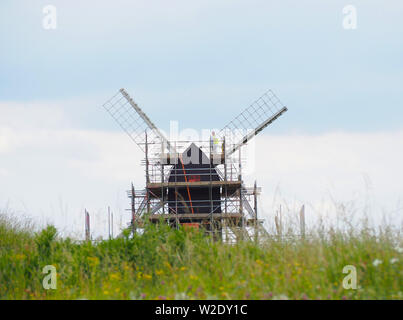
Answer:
0, 213, 402, 300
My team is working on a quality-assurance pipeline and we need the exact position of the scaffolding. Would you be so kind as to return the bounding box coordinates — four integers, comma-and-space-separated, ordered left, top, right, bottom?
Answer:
127, 137, 265, 242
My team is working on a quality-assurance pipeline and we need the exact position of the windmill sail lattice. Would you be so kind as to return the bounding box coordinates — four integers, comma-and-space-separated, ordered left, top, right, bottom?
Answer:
102, 89, 173, 156
219, 90, 287, 156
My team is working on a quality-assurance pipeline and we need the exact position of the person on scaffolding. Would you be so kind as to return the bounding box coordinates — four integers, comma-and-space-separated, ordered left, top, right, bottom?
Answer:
210, 131, 221, 154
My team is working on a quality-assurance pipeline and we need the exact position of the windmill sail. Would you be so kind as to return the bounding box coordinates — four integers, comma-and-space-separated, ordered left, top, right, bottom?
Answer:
102, 89, 175, 156
219, 89, 287, 156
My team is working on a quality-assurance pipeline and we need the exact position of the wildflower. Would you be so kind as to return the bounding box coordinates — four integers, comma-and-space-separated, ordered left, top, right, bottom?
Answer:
221, 292, 229, 298
180, 266, 187, 271
390, 258, 399, 264
87, 256, 100, 267
140, 293, 147, 299
156, 269, 164, 276
272, 294, 289, 300
143, 274, 152, 280
189, 275, 198, 281
109, 273, 121, 281
174, 292, 188, 300
395, 246, 403, 254
372, 259, 382, 267
14, 254, 25, 261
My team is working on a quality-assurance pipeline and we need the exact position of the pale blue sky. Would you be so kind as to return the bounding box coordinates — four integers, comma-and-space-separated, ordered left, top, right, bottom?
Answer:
1, 0, 402, 133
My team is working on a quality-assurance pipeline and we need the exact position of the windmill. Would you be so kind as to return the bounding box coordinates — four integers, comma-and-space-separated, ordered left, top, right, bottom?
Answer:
102, 88, 287, 242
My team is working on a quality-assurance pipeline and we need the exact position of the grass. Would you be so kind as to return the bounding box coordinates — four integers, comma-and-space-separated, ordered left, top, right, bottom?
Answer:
0, 212, 402, 300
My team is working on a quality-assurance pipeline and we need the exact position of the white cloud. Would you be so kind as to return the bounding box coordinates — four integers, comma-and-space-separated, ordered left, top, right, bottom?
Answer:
1, 101, 402, 238
0, 101, 144, 238
0, 127, 11, 153
251, 131, 403, 229
0, 168, 8, 177
0, 127, 144, 239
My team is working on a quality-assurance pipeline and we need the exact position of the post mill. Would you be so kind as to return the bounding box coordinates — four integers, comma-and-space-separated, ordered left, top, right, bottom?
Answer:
102, 89, 288, 242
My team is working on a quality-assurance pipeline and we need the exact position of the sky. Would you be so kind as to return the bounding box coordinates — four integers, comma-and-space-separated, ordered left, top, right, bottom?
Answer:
1, 1, 402, 238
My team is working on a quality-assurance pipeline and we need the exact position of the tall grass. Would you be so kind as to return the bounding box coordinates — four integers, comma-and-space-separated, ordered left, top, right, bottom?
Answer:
0, 212, 402, 300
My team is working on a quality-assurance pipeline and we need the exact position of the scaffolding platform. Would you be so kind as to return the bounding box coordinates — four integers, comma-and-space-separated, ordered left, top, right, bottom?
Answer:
147, 180, 241, 198
148, 213, 242, 221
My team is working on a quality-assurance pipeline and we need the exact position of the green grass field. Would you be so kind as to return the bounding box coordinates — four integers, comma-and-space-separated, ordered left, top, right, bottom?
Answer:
1, 213, 402, 300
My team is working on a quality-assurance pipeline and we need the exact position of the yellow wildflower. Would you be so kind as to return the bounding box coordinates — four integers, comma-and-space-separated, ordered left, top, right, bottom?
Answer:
109, 273, 121, 281
143, 274, 152, 280
87, 256, 100, 267
14, 254, 25, 261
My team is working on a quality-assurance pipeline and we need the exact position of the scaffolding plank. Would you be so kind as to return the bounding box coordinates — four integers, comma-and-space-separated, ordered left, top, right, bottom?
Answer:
147, 181, 241, 189
148, 213, 243, 220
